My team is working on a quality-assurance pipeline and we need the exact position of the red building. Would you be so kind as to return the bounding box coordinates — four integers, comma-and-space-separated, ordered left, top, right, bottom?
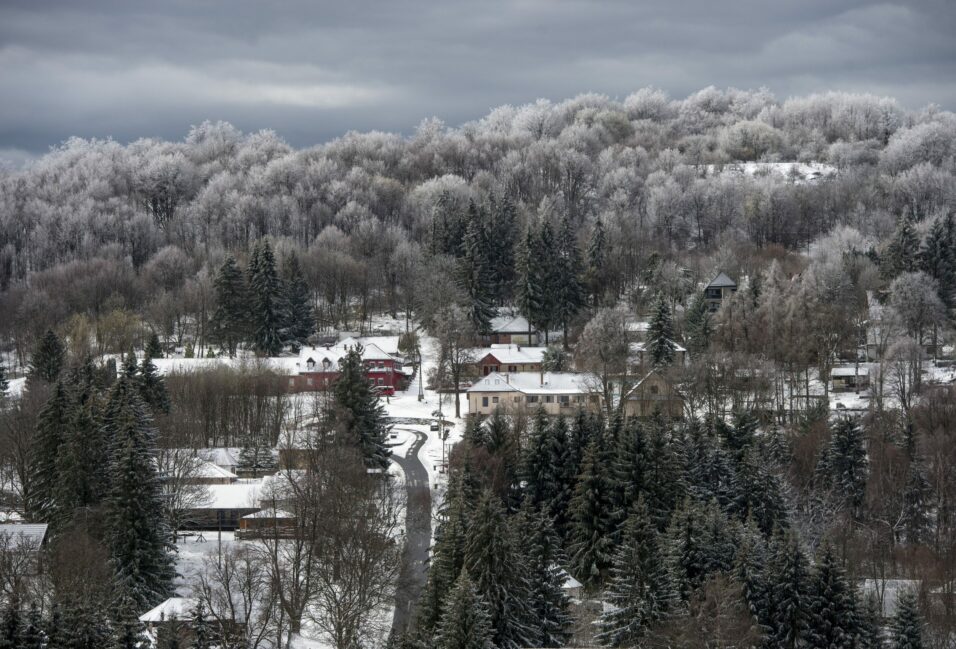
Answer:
286, 340, 408, 396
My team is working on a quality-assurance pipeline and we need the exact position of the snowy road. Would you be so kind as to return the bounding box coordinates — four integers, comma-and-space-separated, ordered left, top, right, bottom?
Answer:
390, 428, 431, 638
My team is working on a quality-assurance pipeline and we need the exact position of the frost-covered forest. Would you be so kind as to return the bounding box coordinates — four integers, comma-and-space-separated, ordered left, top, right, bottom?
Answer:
1, 86, 955, 649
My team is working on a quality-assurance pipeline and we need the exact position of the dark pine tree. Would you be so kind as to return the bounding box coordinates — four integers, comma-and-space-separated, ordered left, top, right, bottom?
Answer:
248, 239, 285, 356
768, 532, 811, 649
210, 255, 249, 357
684, 291, 712, 356
598, 497, 677, 647
555, 215, 586, 349
568, 435, 617, 589
28, 381, 72, 521
521, 409, 565, 514
281, 252, 315, 350
919, 212, 956, 311
138, 353, 171, 414
883, 216, 920, 280
19, 602, 42, 649
103, 375, 175, 609
515, 226, 545, 343
730, 449, 788, 537
586, 218, 607, 307
513, 500, 572, 648
332, 344, 390, 470
0, 596, 19, 649
828, 417, 868, 514
459, 201, 497, 334
463, 491, 535, 649
0, 362, 9, 399
891, 589, 924, 649
54, 375, 107, 516
647, 293, 677, 367
433, 570, 497, 649
807, 545, 858, 649
192, 602, 210, 649
901, 456, 933, 545
145, 332, 164, 360
28, 329, 65, 386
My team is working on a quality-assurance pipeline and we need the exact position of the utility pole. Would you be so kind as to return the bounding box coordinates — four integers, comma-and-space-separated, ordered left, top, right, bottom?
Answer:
417, 343, 424, 402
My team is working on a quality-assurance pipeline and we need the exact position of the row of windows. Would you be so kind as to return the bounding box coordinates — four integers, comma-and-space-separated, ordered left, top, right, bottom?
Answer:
480, 394, 587, 407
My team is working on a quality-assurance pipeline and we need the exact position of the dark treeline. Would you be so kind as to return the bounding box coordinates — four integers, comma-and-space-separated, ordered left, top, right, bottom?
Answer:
2, 87, 954, 365
403, 396, 956, 648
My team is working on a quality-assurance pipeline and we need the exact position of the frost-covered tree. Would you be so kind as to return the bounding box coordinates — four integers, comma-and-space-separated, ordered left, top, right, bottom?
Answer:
433, 571, 496, 649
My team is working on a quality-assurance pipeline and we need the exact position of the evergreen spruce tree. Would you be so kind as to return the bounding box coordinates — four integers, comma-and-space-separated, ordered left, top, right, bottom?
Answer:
521, 409, 565, 513
237, 430, 277, 478
730, 448, 788, 536
642, 419, 686, 530
28, 329, 65, 386
44, 603, 64, 649
648, 294, 677, 367
0, 596, 19, 649
20, 602, 42, 649
828, 417, 868, 513
555, 215, 586, 347
684, 292, 712, 356
103, 375, 175, 609
112, 594, 148, 649
901, 457, 933, 544
210, 255, 248, 357
857, 592, 883, 649
515, 226, 545, 341
145, 332, 164, 359
665, 499, 735, 600
463, 414, 489, 448
807, 545, 858, 649
281, 252, 315, 350
459, 202, 497, 334
513, 500, 572, 647
768, 532, 811, 649
463, 491, 535, 649
535, 219, 561, 344
248, 239, 285, 356
28, 381, 72, 521
55, 375, 107, 516
568, 435, 617, 589
0, 362, 8, 400
891, 589, 924, 649
598, 498, 677, 647
433, 570, 497, 649
138, 353, 171, 414
734, 524, 773, 637
192, 602, 210, 649
184, 342, 195, 358
332, 344, 390, 470
416, 470, 473, 639
613, 418, 649, 516
883, 217, 920, 279
488, 195, 518, 303
919, 213, 956, 310
587, 219, 607, 307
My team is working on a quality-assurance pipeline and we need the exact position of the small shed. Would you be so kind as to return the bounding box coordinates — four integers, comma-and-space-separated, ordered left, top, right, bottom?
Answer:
236, 508, 297, 539
831, 366, 870, 392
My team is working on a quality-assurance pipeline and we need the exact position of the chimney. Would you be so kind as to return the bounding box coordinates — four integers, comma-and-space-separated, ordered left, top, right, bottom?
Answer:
540, 366, 544, 387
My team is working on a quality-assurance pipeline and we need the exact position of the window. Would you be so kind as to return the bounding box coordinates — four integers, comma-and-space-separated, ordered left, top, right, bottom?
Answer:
514, 396, 522, 403
650, 384, 659, 395
288, 378, 296, 387
377, 378, 384, 385
306, 378, 314, 386
508, 365, 517, 372
528, 395, 539, 403
545, 395, 554, 403
482, 397, 489, 407
492, 396, 499, 404
559, 395, 570, 405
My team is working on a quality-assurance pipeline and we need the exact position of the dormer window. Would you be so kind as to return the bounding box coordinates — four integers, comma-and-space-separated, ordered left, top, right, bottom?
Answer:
306, 358, 316, 371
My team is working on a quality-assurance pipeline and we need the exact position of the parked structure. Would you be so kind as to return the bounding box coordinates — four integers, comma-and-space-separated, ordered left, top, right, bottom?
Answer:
623, 370, 684, 418
704, 272, 737, 312
482, 312, 540, 345
466, 372, 601, 416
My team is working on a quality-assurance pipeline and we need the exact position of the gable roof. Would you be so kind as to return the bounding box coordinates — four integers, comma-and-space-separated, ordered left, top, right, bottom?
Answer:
476, 344, 547, 365
468, 372, 595, 395
0, 524, 47, 547
624, 370, 680, 400
139, 597, 198, 623
706, 272, 737, 289
490, 312, 534, 334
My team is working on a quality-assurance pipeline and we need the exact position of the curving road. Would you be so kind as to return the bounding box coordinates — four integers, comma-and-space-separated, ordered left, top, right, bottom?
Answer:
390, 428, 432, 638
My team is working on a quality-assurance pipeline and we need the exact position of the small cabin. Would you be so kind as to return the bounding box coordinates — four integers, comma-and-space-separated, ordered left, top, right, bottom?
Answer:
831, 366, 870, 393
624, 370, 684, 419
704, 272, 737, 312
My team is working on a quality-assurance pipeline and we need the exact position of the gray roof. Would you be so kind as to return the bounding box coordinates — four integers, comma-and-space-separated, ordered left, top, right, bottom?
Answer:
0, 523, 48, 546
706, 272, 737, 289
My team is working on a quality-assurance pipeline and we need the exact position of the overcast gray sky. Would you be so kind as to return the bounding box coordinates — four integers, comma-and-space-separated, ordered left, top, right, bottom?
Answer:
1, 0, 954, 161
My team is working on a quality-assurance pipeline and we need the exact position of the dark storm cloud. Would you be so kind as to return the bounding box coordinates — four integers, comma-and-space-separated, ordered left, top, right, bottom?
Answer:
1, 0, 954, 156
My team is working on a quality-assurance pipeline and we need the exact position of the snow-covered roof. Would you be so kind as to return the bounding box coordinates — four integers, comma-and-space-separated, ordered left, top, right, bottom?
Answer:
0, 524, 47, 546
490, 312, 533, 334
624, 370, 679, 399
475, 345, 547, 365
468, 372, 595, 395
832, 366, 870, 378
242, 508, 295, 519
295, 340, 404, 373
629, 340, 687, 354
706, 272, 737, 289
197, 447, 240, 468
192, 460, 238, 480
139, 597, 197, 623
0, 512, 24, 524
199, 482, 262, 510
